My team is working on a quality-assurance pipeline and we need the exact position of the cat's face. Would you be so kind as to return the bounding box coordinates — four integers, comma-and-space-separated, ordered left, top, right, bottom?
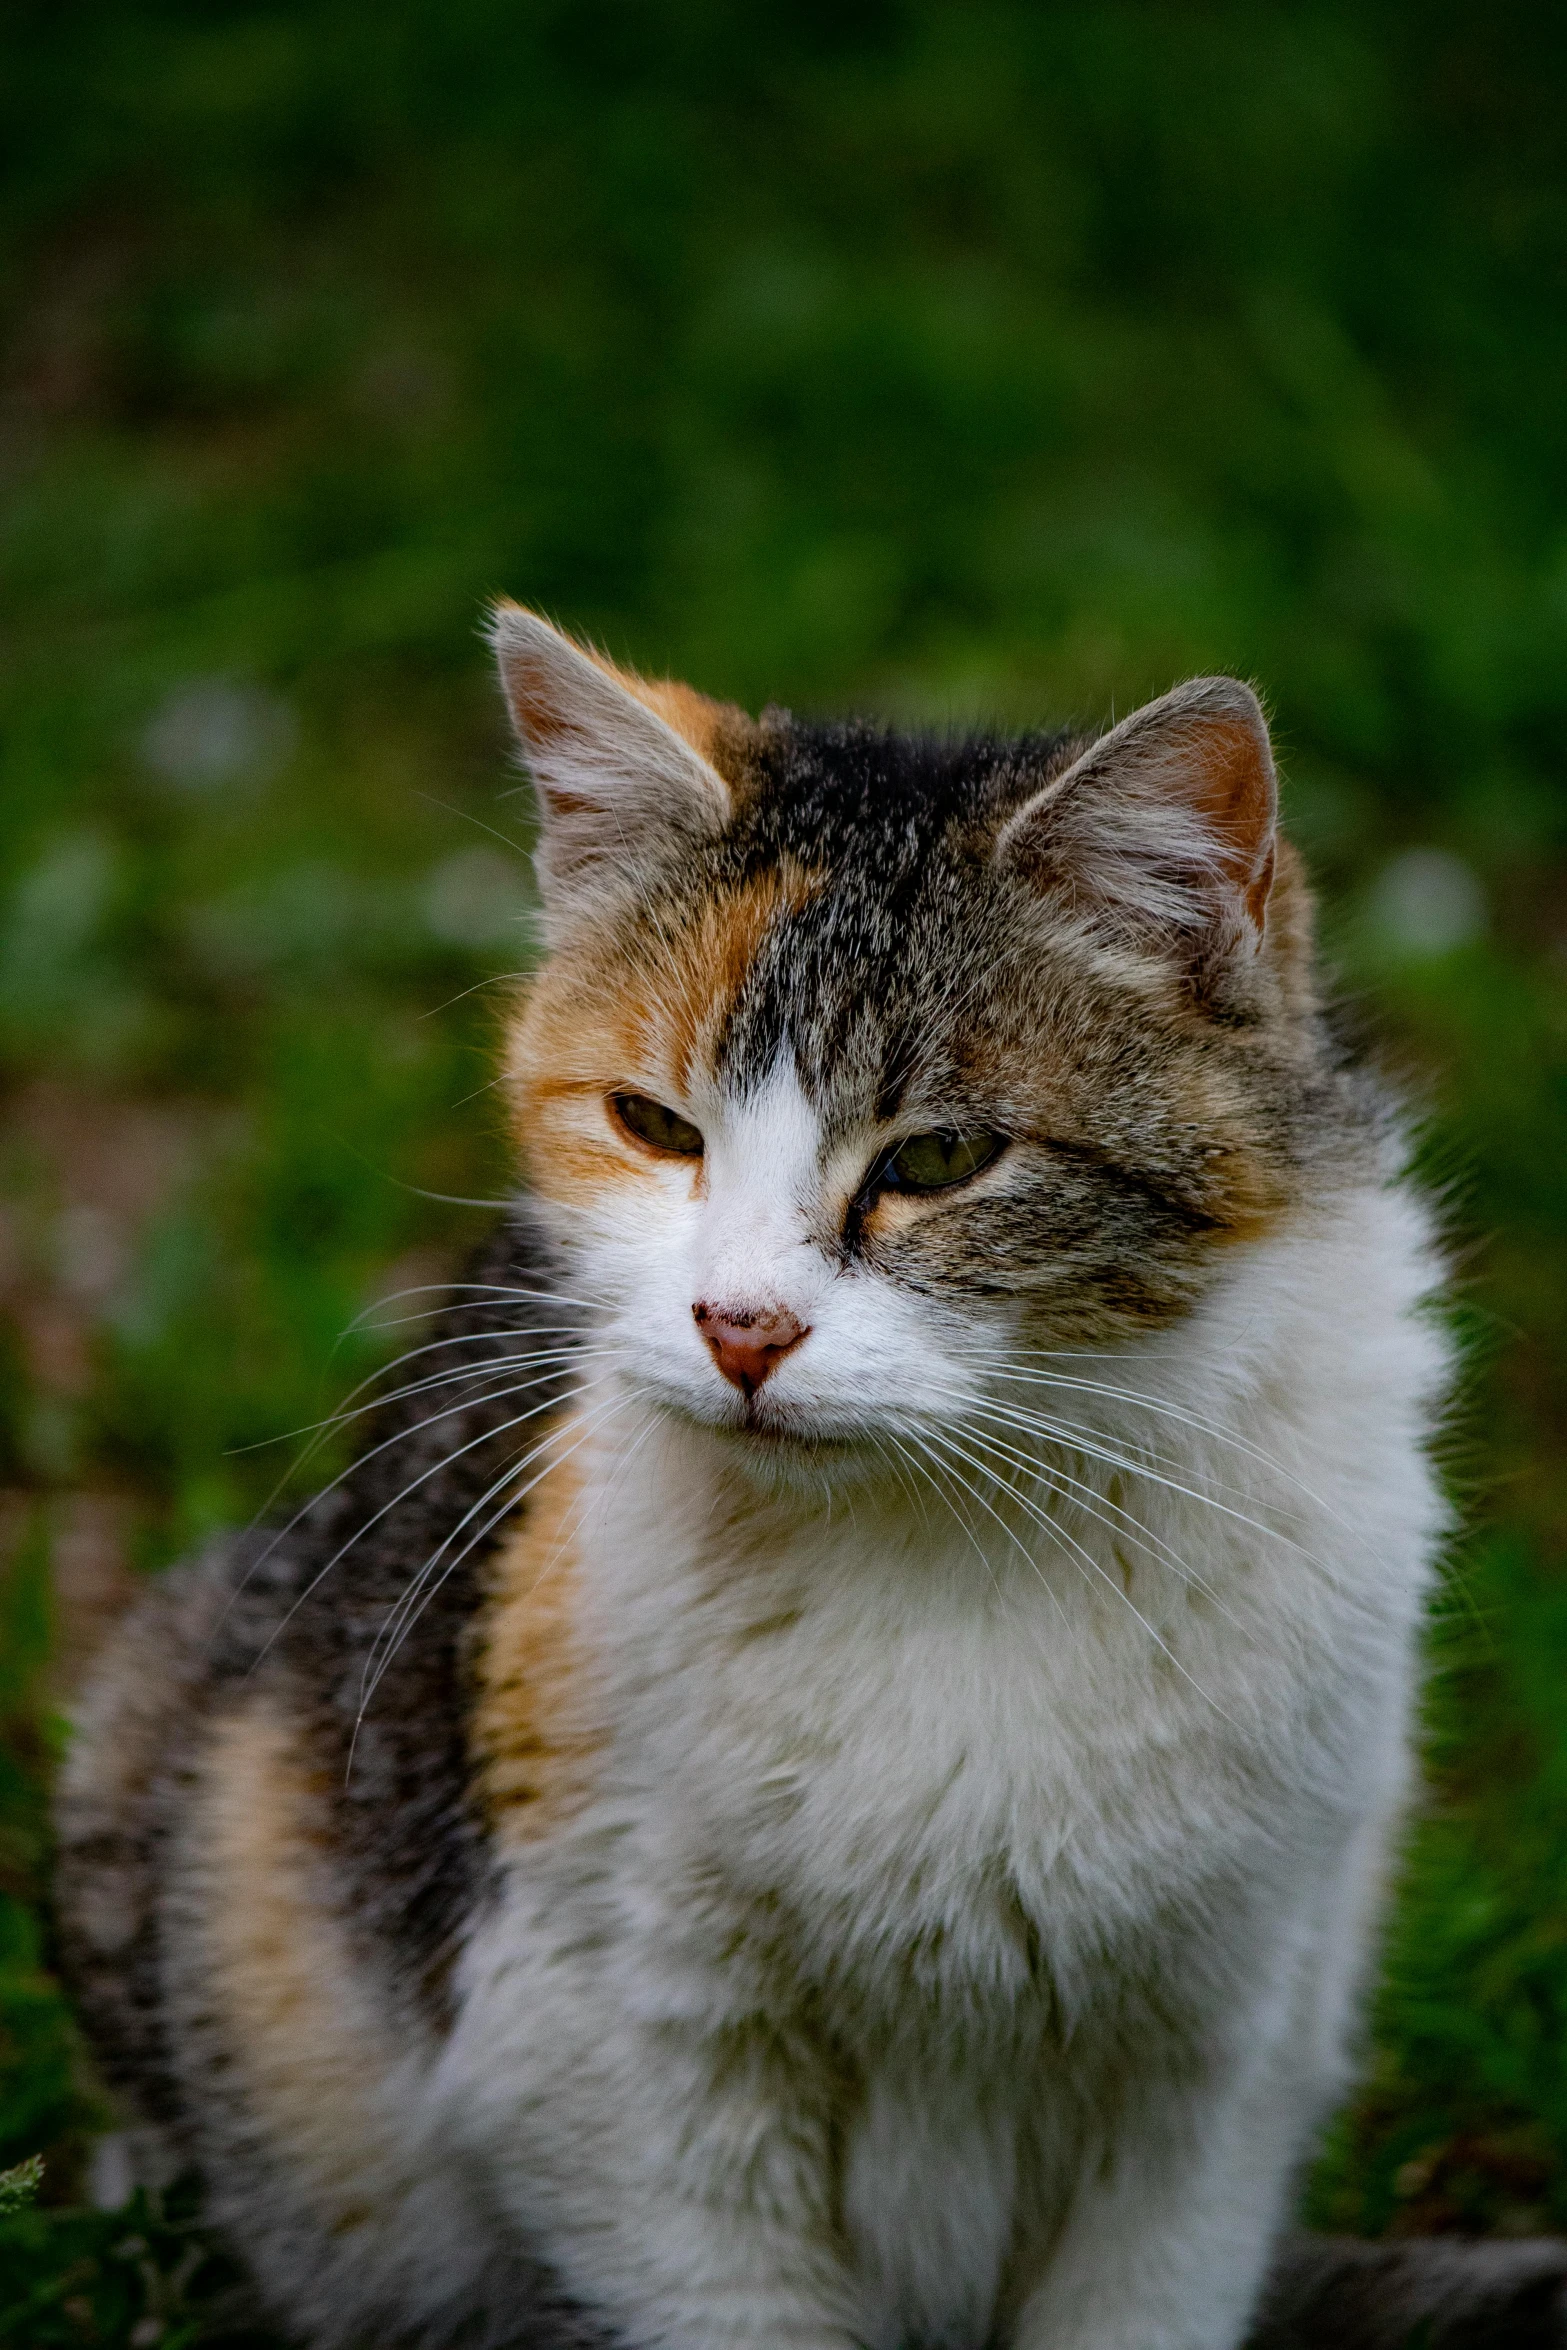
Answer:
495, 608, 1325, 1456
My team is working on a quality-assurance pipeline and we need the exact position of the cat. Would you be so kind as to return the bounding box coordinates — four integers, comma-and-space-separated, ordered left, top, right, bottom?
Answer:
56, 606, 1462, 2350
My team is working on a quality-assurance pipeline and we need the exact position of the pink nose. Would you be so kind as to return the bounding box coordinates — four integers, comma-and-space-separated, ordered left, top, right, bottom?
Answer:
693, 1300, 809, 1396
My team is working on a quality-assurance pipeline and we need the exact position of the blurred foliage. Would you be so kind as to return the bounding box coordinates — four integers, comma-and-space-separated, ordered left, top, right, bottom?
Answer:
0, 2173, 272, 2348
1, 0, 1565, 2335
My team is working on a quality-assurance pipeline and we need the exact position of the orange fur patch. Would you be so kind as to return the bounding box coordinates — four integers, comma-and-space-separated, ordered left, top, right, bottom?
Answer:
190, 1699, 423, 2214
471, 1417, 603, 1843
603, 667, 751, 779
661, 861, 821, 1090
504, 859, 821, 1203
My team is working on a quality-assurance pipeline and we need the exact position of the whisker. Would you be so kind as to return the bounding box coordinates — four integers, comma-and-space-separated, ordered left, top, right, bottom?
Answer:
960, 1370, 1295, 1509
884, 1429, 1014, 1613
477, 1399, 668, 1674
236, 1348, 602, 1570
344, 1279, 602, 1333
895, 1427, 1070, 1634
955, 1391, 1328, 1568
357, 1380, 625, 1720
952, 1413, 1242, 1629
227, 1342, 592, 1461
236, 1364, 612, 1664
417, 969, 532, 1022
876, 1430, 938, 1540
347, 1314, 590, 1350
350, 1398, 640, 1757
915, 1424, 1236, 1722
246, 1345, 593, 1451
221, 1310, 599, 1576
962, 1350, 1342, 1524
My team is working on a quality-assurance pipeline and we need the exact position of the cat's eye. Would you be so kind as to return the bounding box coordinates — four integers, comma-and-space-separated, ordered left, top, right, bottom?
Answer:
610, 1092, 705, 1157
880, 1129, 1005, 1194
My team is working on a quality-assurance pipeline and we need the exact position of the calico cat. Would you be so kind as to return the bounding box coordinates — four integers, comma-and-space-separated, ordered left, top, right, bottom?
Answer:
57, 608, 1470, 2350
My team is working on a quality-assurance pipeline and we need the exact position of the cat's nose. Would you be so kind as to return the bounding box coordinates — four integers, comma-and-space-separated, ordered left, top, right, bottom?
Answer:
692, 1300, 810, 1396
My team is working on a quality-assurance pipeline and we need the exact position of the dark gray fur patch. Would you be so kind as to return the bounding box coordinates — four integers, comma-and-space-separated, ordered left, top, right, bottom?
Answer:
52, 1208, 582, 2077
51, 1539, 242, 2123
1246, 2234, 1567, 2348
251, 1206, 585, 2012
718, 722, 1069, 1114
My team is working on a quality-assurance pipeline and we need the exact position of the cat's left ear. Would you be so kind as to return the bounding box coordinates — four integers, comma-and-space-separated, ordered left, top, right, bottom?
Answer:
490, 602, 736, 927
994, 677, 1278, 960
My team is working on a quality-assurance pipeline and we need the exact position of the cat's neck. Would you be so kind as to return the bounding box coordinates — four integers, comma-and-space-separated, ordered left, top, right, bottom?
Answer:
568, 1374, 1222, 1656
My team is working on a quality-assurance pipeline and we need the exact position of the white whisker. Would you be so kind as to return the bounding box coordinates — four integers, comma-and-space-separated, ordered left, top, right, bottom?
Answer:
354, 1381, 629, 1736
950, 1411, 1242, 1630
240, 1361, 615, 1669
914, 1423, 1237, 1723
894, 1427, 1071, 1634
954, 1389, 1329, 1569
961, 1348, 1343, 1524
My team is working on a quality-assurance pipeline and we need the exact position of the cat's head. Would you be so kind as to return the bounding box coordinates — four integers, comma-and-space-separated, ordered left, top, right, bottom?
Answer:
493, 604, 1333, 1456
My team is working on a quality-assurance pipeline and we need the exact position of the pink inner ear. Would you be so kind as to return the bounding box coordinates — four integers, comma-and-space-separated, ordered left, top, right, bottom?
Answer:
994, 675, 1281, 960
1187, 714, 1277, 932
1244, 840, 1277, 933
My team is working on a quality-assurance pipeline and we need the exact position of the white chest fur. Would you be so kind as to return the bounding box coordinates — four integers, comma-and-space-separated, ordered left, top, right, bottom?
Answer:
444, 1184, 1447, 2350
587, 1189, 1439, 1935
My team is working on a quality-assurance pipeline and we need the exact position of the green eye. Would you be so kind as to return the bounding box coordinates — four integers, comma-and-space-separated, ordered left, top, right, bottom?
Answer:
611, 1092, 705, 1157
882, 1129, 1005, 1193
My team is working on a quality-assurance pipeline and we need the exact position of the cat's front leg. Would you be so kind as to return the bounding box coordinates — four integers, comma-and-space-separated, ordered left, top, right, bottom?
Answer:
1009, 1949, 1347, 2350
560, 2034, 866, 2350
1009, 2094, 1296, 2350
455, 1971, 865, 2350
1008, 1792, 1405, 2350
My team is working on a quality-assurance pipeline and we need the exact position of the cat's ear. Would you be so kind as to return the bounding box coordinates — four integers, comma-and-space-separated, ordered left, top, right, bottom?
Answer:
490, 602, 734, 923
994, 677, 1278, 962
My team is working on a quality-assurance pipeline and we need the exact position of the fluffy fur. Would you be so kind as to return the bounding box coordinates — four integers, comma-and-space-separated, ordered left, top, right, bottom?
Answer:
56, 610, 1462, 2350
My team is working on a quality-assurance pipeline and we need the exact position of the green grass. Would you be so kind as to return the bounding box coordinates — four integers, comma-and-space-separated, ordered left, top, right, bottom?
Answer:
2, 2, 1567, 2335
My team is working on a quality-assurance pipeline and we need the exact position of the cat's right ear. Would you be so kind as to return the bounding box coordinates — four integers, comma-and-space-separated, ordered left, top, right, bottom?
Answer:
489, 603, 733, 930
993, 676, 1278, 975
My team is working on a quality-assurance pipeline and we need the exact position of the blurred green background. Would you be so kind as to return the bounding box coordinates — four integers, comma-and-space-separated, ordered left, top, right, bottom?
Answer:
2, 0, 1566, 2337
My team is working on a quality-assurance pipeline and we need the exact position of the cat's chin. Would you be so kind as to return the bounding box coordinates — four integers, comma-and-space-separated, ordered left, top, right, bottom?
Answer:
695, 1402, 869, 1456
714, 1420, 899, 1504
641, 1384, 894, 1488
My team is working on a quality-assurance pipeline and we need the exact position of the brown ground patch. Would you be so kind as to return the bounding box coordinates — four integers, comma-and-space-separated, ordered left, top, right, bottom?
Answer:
0, 1079, 213, 1397
0, 1082, 225, 1694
